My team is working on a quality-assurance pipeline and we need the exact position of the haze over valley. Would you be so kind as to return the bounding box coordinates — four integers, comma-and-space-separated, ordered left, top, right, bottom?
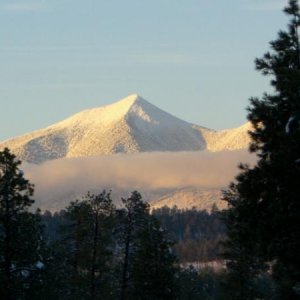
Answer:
1, 94, 254, 211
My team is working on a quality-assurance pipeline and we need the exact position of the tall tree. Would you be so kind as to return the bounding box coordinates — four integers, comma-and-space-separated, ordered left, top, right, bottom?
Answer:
85, 191, 115, 300
0, 148, 44, 300
60, 190, 115, 299
117, 191, 150, 300
129, 216, 179, 300
223, 1, 300, 299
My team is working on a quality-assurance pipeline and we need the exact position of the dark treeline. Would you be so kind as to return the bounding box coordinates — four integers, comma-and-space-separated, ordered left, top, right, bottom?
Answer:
43, 205, 225, 264
0, 146, 278, 300
153, 205, 225, 262
0, 147, 224, 300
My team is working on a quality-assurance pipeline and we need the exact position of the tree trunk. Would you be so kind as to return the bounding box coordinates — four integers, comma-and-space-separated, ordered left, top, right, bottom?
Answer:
90, 212, 99, 300
120, 229, 131, 300
4, 197, 12, 300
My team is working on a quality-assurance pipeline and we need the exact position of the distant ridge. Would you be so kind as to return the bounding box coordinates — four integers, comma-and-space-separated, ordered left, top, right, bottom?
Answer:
200, 122, 252, 152
150, 187, 225, 211
0, 94, 251, 163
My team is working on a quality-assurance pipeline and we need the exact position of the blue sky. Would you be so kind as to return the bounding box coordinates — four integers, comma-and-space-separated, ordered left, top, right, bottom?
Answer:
0, 0, 287, 141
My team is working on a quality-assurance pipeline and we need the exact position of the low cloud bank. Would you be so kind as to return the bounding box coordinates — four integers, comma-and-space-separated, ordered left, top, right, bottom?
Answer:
22, 150, 256, 210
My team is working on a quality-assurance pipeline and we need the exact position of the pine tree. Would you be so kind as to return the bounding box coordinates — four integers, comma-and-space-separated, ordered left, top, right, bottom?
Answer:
59, 190, 115, 299
0, 148, 44, 300
223, 1, 300, 299
117, 191, 150, 300
222, 186, 271, 300
85, 191, 115, 300
116, 192, 179, 300
129, 216, 178, 300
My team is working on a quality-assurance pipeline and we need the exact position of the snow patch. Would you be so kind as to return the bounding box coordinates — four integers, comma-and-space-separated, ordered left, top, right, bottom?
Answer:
35, 261, 44, 270
285, 116, 296, 134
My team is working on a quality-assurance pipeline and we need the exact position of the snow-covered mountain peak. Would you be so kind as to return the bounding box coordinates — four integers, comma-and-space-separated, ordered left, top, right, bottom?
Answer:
0, 94, 251, 163
119, 93, 143, 103
52, 94, 145, 130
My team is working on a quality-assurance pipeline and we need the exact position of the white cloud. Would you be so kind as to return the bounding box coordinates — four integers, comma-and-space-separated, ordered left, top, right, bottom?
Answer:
23, 150, 256, 211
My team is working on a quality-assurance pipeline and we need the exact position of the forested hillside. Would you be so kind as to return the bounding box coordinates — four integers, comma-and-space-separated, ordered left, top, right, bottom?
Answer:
0, 147, 226, 299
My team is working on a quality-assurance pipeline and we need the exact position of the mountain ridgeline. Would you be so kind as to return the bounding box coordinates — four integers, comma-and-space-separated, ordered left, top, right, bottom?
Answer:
0, 94, 251, 163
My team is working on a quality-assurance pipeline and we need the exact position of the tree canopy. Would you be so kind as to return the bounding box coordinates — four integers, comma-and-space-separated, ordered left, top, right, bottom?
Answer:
223, 1, 300, 299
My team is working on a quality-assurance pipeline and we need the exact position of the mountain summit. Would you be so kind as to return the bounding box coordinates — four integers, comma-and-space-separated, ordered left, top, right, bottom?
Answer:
1, 94, 213, 163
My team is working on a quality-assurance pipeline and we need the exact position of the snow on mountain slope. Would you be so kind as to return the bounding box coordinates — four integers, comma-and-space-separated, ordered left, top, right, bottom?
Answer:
199, 122, 252, 152
0, 94, 208, 163
125, 96, 207, 152
32, 184, 224, 213
0, 94, 251, 163
150, 187, 226, 211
